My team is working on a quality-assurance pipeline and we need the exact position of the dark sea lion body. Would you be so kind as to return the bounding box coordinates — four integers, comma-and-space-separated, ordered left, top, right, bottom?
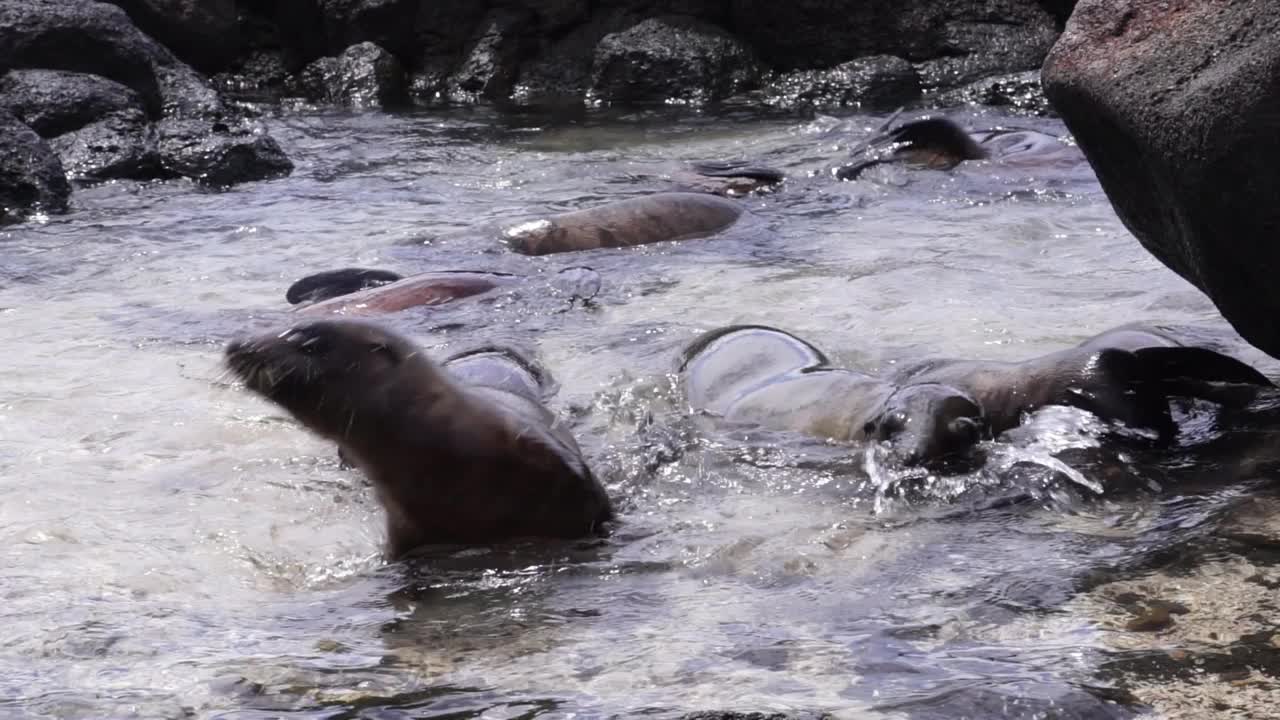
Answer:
679, 325, 987, 465
503, 192, 745, 256
286, 268, 404, 305
296, 271, 519, 317
224, 320, 613, 559
892, 325, 1271, 440
837, 116, 1074, 180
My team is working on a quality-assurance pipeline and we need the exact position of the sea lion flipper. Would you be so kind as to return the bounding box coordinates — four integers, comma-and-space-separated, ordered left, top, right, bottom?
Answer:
286, 267, 404, 305
1132, 346, 1273, 388
689, 161, 786, 184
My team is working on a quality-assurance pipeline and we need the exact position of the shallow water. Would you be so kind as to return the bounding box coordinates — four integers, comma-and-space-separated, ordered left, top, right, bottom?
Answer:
4, 106, 1280, 720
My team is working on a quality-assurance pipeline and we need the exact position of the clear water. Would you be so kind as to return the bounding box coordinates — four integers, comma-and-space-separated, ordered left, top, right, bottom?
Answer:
4, 106, 1280, 720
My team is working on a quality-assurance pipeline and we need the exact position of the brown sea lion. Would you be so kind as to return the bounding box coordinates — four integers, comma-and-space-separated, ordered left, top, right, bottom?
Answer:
286, 268, 404, 305
288, 266, 602, 317
679, 325, 988, 466
891, 324, 1272, 442
295, 271, 520, 317
502, 192, 745, 256
224, 320, 614, 559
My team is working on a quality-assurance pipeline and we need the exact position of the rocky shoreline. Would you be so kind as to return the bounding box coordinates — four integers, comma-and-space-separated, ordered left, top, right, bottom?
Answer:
0, 0, 1073, 224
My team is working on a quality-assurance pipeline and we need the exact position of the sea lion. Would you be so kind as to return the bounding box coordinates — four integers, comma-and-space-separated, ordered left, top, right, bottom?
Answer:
288, 266, 602, 317
679, 325, 989, 465
502, 192, 745, 256
891, 325, 1272, 442
836, 116, 1075, 180
295, 271, 520, 317
224, 319, 614, 558
285, 268, 404, 305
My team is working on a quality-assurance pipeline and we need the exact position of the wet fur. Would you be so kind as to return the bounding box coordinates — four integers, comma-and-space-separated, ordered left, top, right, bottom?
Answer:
224, 320, 613, 559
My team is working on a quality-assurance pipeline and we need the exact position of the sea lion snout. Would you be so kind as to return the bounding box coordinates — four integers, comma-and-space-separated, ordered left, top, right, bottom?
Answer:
878, 385, 987, 466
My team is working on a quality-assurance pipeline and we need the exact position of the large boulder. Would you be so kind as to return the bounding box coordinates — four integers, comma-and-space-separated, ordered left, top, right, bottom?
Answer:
103, 0, 238, 72
0, 110, 70, 223
0, 69, 145, 137
588, 17, 761, 105
0, 0, 292, 193
1042, 0, 1280, 358
293, 41, 406, 108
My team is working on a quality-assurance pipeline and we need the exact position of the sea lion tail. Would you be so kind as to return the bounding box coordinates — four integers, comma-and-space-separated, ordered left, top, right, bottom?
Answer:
286, 268, 403, 305
1132, 346, 1272, 387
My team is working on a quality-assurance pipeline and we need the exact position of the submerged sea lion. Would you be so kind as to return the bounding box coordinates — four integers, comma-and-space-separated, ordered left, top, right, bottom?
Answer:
224, 320, 614, 558
502, 192, 745, 256
295, 271, 521, 317
285, 268, 404, 305
891, 325, 1272, 441
679, 325, 988, 465
836, 116, 1075, 180
288, 266, 602, 317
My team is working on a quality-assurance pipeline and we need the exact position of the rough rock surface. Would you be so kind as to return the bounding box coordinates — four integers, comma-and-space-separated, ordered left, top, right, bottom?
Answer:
0, 110, 70, 223
104, 0, 238, 72
294, 41, 406, 108
0, 0, 293, 201
933, 70, 1053, 116
0, 69, 146, 138
218, 0, 1072, 110
1042, 0, 1280, 358
762, 55, 921, 110
588, 16, 761, 106
49, 108, 157, 182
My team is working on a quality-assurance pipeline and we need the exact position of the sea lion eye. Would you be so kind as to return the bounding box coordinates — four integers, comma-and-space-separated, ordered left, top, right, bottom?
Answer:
863, 421, 876, 435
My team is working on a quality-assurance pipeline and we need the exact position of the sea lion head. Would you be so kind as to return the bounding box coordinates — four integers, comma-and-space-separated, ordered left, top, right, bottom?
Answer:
224, 319, 426, 441
865, 383, 988, 465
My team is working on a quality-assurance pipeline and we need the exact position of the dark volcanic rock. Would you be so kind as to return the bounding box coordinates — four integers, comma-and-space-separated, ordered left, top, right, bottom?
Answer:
444, 11, 526, 104
104, 0, 239, 73
1042, 0, 1280, 358
762, 55, 921, 110
933, 70, 1053, 116
0, 110, 70, 223
0, 69, 146, 137
0, 0, 166, 113
155, 117, 293, 186
50, 108, 160, 182
294, 42, 406, 108
588, 16, 761, 105
913, 17, 1059, 91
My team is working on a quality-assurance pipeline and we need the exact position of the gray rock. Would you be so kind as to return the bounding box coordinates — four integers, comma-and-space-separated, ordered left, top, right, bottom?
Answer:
0, 110, 70, 223
762, 55, 920, 110
49, 108, 160, 182
932, 70, 1053, 115
155, 116, 293, 186
1042, 0, 1280, 358
295, 42, 406, 108
0, 69, 146, 137
103, 0, 238, 72
445, 11, 525, 104
913, 18, 1059, 92
588, 16, 761, 106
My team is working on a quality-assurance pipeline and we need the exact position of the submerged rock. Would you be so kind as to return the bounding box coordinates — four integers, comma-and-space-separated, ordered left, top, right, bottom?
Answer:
0, 69, 146, 138
0, 110, 70, 223
1042, 0, 1280, 359
762, 55, 920, 110
294, 42, 407, 108
587, 17, 761, 106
